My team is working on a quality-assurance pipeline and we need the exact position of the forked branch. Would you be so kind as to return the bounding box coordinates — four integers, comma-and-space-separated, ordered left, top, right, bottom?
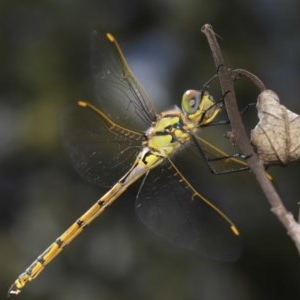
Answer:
201, 24, 300, 255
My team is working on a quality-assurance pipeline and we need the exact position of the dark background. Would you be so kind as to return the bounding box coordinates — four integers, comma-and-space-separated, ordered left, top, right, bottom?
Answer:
1, 1, 300, 299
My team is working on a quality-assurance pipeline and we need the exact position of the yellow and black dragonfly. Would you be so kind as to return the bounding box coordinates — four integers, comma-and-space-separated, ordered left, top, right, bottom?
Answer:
8, 32, 247, 296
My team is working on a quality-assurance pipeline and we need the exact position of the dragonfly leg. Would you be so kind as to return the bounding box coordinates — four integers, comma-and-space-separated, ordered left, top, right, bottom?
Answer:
191, 134, 250, 175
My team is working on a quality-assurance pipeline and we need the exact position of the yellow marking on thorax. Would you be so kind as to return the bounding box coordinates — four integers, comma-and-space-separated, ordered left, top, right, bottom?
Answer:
132, 146, 163, 172
139, 149, 164, 169
148, 135, 173, 149
155, 115, 180, 131
147, 110, 191, 157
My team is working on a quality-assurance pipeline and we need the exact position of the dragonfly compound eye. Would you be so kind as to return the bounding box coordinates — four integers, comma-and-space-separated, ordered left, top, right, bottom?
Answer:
181, 90, 202, 115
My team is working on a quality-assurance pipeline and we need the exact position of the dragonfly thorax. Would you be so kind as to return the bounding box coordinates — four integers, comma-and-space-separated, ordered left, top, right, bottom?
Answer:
144, 108, 193, 159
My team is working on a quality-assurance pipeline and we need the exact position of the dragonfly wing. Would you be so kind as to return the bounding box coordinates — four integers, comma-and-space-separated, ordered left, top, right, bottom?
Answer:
92, 32, 156, 132
60, 101, 143, 188
135, 159, 241, 261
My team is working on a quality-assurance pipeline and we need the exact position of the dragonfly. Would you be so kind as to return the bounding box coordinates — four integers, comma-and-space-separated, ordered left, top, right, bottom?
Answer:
8, 32, 248, 296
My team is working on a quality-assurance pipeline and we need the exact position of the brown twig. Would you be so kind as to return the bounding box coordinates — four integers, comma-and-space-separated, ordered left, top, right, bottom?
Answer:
231, 69, 266, 92
201, 24, 300, 255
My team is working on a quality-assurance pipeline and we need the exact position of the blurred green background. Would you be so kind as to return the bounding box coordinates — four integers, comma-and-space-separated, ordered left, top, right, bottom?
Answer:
1, 1, 300, 299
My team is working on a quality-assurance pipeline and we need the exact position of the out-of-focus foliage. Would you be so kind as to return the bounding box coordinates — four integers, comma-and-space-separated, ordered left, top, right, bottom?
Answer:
1, 1, 300, 299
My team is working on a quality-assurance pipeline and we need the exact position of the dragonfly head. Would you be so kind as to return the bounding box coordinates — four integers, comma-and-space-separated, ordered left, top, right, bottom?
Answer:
181, 89, 221, 126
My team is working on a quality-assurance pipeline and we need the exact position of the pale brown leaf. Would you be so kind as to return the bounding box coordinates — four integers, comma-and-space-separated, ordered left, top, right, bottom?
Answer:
251, 89, 300, 165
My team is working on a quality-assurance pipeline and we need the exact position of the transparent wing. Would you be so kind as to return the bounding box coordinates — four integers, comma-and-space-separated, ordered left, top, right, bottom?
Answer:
91, 32, 157, 132
135, 158, 241, 261
60, 101, 143, 188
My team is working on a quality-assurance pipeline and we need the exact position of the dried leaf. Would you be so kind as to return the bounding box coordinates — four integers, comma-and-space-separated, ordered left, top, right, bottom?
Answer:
251, 89, 300, 165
